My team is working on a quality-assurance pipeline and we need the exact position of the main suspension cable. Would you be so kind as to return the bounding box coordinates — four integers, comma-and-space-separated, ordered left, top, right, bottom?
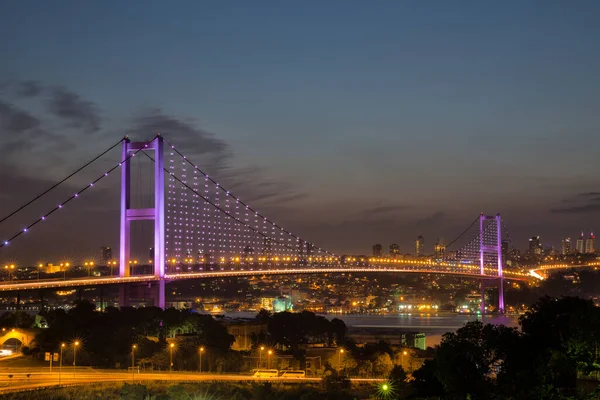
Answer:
0, 138, 125, 227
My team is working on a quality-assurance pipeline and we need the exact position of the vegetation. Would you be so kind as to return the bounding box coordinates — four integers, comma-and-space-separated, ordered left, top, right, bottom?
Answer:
410, 296, 600, 400
21, 301, 237, 371
0, 381, 373, 400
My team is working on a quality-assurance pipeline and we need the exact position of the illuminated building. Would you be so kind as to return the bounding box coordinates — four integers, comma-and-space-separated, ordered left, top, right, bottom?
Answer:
262, 238, 272, 256
372, 244, 382, 257
273, 296, 293, 312
528, 236, 542, 256
434, 240, 445, 259
415, 236, 425, 257
561, 238, 571, 255
501, 240, 509, 260
586, 232, 595, 254
389, 244, 400, 257
576, 232, 585, 253
261, 297, 275, 311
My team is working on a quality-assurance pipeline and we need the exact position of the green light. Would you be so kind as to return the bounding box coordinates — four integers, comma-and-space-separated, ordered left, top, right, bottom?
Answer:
382, 384, 389, 391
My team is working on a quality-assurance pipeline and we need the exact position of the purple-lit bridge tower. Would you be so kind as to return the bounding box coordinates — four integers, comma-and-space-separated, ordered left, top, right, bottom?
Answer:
479, 213, 504, 313
119, 136, 165, 308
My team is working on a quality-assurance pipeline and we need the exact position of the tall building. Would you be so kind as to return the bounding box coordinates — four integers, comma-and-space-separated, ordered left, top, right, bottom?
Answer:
434, 240, 445, 259
576, 232, 585, 253
263, 237, 272, 256
586, 232, 595, 254
415, 236, 425, 257
561, 238, 571, 255
528, 236, 542, 256
501, 240, 509, 260
389, 244, 400, 257
373, 244, 383, 257
101, 246, 112, 265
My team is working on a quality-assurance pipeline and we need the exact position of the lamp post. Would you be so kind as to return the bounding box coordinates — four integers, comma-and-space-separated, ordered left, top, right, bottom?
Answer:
59, 343, 65, 384
401, 350, 408, 368
199, 346, 204, 373
131, 344, 137, 382
73, 341, 79, 378
38, 264, 43, 281
259, 346, 265, 368
338, 348, 345, 370
169, 343, 175, 372
267, 350, 273, 369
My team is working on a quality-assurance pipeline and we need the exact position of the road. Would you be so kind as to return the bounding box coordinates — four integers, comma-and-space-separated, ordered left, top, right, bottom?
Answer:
0, 367, 381, 394
0, 265, 533, 292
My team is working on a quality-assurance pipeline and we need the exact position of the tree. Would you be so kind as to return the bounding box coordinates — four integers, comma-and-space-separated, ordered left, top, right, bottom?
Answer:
411, 359, 445, 398
373, 352, 394, 378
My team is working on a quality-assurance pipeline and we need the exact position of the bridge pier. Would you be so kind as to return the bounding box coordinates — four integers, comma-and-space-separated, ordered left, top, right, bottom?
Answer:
498, 278, 504, 313
480, 282, 486, 314
119, 279, 165, 309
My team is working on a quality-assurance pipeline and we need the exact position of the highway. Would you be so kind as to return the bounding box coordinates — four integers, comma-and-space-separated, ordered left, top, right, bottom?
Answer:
0, 265, 533, 292
0, 367, 381, 394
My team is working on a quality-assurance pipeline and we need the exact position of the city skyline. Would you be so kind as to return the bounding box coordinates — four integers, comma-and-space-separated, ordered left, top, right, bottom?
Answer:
1, 2, 600, 261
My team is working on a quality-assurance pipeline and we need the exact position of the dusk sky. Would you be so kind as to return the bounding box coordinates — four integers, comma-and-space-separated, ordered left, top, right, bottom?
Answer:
1, 1, 600, 263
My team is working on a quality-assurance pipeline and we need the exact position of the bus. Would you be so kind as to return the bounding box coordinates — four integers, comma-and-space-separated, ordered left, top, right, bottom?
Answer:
280, 370, 306, 379
252, 369, 279, 378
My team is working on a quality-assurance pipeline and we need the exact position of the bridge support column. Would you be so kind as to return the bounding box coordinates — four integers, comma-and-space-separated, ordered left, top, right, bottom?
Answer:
479, 213, 505, 313
157, 278, 165, 309
119, 285, 130, 308
498, 278, 504, 313
119, 135, 165, 308
480, 282, 485, 314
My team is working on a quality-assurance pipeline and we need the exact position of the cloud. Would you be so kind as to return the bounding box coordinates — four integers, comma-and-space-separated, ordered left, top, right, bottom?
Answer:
416, 211, 446, 226
0, 101, 40, 133
578, 192, 600, 197
551, 204, 600, 214
362, 204, 411, 215
47, 86, 101, 133
14, 80, 42, 98
127, 109, 228, 158
550, 192, 600, 214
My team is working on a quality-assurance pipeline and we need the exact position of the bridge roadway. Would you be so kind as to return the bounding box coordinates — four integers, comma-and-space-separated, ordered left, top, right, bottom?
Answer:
0, 367, 381, 394
0, 265, 532, 292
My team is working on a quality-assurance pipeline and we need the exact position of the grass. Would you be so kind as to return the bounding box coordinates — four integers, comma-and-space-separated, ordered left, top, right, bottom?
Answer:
0, 380, 377, 399
0, 356, 47, 369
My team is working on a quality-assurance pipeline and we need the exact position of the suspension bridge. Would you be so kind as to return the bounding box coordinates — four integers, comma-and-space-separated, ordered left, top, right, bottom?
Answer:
0, 135, 535, 312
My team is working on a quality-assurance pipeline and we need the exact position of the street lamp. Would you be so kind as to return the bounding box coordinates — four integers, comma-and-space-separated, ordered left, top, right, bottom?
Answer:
73, 341, 80, 378
338, 348, 345, 370
131, 344, 137, 382
59, 343, 65, 384
267, 350, 273, 369
401, 350, 408, 368
38, 264, 43, 281
259, 346, 265, 368
199, 346, 205, 373
169, 343, 175, 372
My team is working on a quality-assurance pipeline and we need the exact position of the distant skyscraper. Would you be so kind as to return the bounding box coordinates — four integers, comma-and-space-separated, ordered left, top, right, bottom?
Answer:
501, 240, 509, 260
528, 236, 542, 256
586, 232, 595, 254
262, 237, 273, 256
434, 240, 445, 259
561, 238, 571, 255
101, 246, 112, 265
576, 232, 585, 253
415, 236, 425, 257
373, 244, 383, 257
390, 244, 400, 257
